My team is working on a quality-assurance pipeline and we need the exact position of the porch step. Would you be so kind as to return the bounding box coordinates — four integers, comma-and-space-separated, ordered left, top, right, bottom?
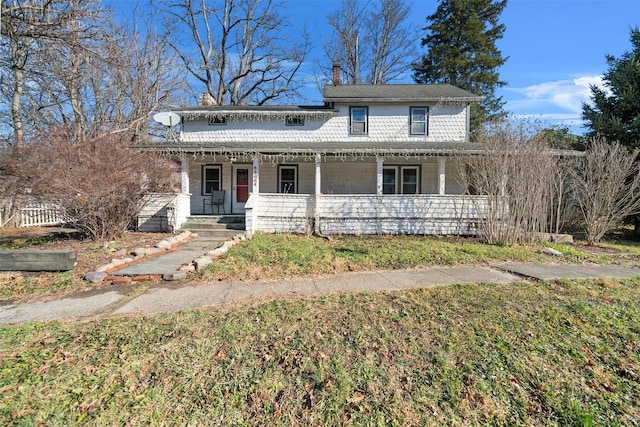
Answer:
180, 215, 245, 238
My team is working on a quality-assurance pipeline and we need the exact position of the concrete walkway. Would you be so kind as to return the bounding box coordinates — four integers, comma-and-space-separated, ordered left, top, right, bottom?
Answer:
2, 262, 640, 325
113, 237, 224, 276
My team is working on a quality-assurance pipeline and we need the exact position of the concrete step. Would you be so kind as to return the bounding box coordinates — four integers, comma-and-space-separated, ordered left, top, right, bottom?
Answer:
181, 222, 245, 231
184, 215, 244, 225
182, 228, 242, 238
180, 215, 245, 238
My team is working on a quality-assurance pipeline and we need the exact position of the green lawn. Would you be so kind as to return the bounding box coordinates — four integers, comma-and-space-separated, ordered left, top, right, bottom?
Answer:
2, 277, 639, 425
2, 232, 636, 301
196, 233, 623, 282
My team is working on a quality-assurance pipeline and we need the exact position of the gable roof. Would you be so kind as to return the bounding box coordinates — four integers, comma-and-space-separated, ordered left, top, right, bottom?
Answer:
323, 84, 481, 103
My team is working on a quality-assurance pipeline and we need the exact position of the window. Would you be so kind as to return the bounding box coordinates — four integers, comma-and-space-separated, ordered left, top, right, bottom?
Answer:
410, 107, 428, 135
208, 115, 227, 125
382, 166, 420, 194
383, 167, 397, 194
350, 107, 368, 135
285, 115, 304, 126
202, 165, 221, 194
278, 166, 298, 194
401, 166, 419, 194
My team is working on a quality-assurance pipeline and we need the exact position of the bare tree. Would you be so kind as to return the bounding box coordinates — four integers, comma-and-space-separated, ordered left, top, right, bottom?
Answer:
1, 0, 185, 144
43, 20, 186, 142
570, 138, 640, 245
324, 0, 367, 84
0, 0, 101, 146
368, 0, 417, 84
323, 0, 418, 85
156, 0, 309, 105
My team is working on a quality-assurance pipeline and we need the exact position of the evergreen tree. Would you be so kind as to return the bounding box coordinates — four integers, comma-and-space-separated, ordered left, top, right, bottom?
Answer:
413, 0, 508, 133
582, 27, 640, 149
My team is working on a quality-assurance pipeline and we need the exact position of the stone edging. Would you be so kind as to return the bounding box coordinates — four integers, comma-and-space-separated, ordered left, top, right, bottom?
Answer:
83, 230, 194, 284
177, 232, 253, 272
83, 230, 254, 284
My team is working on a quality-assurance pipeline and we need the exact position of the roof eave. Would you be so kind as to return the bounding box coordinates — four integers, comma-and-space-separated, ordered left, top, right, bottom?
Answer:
323, 96, 482, 103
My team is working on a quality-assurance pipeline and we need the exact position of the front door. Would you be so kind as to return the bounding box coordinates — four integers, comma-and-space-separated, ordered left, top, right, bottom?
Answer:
233, 166, 251, 213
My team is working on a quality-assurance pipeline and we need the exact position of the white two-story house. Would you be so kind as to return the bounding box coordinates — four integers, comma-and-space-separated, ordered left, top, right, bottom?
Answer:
145, 79, 491, 235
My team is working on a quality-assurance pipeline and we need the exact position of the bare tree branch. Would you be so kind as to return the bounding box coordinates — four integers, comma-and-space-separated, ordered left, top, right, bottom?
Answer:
156, 0, 309, 105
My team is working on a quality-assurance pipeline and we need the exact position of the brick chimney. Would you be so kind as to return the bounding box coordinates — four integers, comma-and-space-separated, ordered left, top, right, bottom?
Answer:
332, 62, 341, 86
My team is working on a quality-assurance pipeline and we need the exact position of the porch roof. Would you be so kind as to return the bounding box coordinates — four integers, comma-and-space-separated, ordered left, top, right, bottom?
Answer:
148, 140, 485, 156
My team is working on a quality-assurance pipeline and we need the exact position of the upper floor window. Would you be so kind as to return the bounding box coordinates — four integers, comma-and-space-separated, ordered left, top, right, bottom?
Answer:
350, 106, 368, 135
285, 115, 305, 126
410, 107, 429, 135
208, 115, 227, 126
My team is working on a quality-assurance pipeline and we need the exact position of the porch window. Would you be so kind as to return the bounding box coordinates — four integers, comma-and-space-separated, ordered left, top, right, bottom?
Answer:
383, 167, 397, 194
410, 107, 428, 135
401, 166, 419, 194
382, 166, 420, 194
350, 107, 368, 135
278, 165, 298, 194
202, 165, 222, 195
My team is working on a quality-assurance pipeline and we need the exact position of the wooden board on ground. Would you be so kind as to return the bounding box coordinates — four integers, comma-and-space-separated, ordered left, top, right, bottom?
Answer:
0, 250, 77, 271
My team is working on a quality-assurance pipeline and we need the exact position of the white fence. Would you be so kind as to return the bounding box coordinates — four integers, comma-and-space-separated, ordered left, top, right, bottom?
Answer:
19, 203, 65, 227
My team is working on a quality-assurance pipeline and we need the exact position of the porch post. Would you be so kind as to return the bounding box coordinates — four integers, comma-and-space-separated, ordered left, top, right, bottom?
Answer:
252, 157, 260, 194
438, 157, 446, 195
315, 153, 322, 195
314, 153, 322, 234
180, 156, 189, 194
376, 157, 384, 195
249, 156, 261, 233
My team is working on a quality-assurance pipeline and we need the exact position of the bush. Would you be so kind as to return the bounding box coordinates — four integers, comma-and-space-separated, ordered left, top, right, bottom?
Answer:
456, 120, 567, 245
1, 127, 177, 240
570, 138, 640, 245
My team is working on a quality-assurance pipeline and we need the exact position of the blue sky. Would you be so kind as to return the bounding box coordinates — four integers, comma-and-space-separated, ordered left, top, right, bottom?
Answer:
111, 0, 638, 134
286, 0, 639, 134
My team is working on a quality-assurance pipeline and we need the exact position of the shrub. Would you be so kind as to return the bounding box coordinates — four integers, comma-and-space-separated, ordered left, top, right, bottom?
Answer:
1, 127, 177, 240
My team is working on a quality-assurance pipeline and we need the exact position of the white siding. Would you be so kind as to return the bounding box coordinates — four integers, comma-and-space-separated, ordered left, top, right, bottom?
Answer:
188, 161, 233, 214
317, 195, 484, 235
181, 103, 468, 144
321, 162, 377, 194
246, 194, 493, 236
249, 194, 312, 233
138, 194, 178, 233
422, 159, 439, 194
445, 160, 465, 195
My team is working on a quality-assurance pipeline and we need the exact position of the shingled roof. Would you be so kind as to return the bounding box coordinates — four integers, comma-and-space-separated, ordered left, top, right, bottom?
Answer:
323, 84, 481, 103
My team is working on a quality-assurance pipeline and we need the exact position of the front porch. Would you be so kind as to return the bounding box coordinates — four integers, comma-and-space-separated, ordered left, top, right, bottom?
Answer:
140, 150, 492, 236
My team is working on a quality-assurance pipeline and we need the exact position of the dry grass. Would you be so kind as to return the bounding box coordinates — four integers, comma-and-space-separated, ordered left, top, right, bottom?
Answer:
1, 278, 639, 425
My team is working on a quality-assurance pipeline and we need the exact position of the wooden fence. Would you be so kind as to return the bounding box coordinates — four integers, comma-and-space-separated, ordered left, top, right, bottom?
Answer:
19, 203, 64, 227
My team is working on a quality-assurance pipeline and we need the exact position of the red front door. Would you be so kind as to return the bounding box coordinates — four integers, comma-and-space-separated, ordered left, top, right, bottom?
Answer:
236, 168, 249, 203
